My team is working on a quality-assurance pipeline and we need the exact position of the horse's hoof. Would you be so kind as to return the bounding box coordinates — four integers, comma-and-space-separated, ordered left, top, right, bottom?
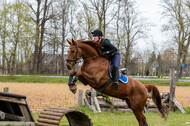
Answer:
69, 85, 77, 94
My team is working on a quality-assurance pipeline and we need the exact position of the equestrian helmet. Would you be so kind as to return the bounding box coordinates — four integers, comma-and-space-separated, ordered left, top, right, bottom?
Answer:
91, 29, 103, 36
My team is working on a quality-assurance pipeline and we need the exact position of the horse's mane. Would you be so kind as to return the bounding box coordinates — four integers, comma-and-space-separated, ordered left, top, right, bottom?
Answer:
76, 39, 103, 55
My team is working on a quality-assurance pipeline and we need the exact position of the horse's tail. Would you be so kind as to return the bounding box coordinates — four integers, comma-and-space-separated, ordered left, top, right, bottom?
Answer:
145, 84, 169, 119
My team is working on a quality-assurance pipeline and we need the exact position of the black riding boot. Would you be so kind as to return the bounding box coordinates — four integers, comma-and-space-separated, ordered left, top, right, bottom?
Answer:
113, 67, 119, 90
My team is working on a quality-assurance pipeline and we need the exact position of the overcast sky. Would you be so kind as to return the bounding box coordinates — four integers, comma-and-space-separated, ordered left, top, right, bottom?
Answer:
136, 0, 167, 52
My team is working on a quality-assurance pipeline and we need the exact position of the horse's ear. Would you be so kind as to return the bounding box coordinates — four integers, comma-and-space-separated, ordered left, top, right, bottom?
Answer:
67, 39, 72, 45
72, 39, 75, 45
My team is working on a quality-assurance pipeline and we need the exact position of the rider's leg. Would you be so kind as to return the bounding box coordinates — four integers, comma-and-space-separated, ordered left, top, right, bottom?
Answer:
112, 67, 119, 90
110, 51, 120, 90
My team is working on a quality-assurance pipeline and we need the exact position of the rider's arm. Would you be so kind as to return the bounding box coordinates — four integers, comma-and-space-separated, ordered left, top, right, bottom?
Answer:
102, 39, 117, 55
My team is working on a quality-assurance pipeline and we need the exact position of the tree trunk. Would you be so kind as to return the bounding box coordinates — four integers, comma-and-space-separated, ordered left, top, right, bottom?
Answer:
32, 0, 41, 74
116, 0, 121, 49
2, 37, 6, 74
1, 7, 7, 74
37, 0, 48, 74
7, 59, 11, 74
124, 31, 130, 74
60, 1, 68, 75
103, 0, 106, 37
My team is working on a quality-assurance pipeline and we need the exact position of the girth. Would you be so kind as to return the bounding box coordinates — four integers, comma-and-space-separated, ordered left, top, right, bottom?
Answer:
94, 78, 112, 92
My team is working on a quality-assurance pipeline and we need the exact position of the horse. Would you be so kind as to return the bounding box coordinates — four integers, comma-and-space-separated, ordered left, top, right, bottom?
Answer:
66, 39, 169, 126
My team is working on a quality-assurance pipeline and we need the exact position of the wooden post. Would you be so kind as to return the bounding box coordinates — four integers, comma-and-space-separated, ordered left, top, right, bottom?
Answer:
0, 111, 5, 119
94, 97, 101, 113
90, 88, 97, 112
84, 98, 97, 112
90, 88, 96, 105
78, 90, 83, 107
169, 68, 175, 111
3, 87, 9, 93
173, 98, 185, 113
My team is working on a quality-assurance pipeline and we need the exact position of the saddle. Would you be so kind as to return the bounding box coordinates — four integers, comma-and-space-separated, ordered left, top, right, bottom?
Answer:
109, 64, 128, 84
95, 64, 128, 92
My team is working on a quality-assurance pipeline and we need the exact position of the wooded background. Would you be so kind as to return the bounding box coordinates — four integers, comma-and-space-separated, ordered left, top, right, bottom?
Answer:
0, 0, 190, 80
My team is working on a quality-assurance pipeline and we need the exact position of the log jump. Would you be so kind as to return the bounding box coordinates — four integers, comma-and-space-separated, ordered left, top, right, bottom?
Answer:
84, 90, 184, 113
0, 91, 92, 126
36, 107, 92, 126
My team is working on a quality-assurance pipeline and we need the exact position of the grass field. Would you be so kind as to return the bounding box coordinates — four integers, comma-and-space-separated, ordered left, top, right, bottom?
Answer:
0, 75, 190, 86
32, 106, 190, 126
74, 106, 190, 126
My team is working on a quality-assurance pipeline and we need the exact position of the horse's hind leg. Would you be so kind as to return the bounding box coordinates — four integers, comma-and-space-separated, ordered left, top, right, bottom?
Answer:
132, 110, 148, 126
125, 99, 148, 126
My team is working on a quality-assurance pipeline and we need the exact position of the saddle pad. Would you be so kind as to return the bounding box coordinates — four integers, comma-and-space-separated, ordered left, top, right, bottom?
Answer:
119, 74, 128, 84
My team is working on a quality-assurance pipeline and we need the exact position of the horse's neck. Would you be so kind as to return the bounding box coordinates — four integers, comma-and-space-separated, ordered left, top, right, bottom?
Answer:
80, 43, 99, 59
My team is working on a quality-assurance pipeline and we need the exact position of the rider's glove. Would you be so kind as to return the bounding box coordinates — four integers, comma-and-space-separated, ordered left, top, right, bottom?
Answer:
102, 51, 110, 56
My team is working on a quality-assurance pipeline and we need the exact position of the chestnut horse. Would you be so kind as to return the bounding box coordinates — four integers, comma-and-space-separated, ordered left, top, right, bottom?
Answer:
66, 39, 169, 126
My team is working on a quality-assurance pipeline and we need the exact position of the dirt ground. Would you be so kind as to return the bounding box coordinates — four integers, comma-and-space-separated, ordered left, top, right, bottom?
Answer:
0, 82, 189, 111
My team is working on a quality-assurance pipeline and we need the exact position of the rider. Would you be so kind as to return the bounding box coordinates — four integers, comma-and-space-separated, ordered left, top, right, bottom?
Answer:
91, 29, 120, 90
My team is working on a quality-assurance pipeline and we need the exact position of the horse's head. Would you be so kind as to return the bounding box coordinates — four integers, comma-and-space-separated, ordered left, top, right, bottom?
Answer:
66, 39, 83, 70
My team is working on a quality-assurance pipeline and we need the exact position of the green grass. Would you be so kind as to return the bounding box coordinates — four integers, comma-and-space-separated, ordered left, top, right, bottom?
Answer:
3, 107, 190, 126
139, 80, 190, 86
0, 75, 190, 86
77, 106, 190, 126
32, 106, 190, 126
0, 76, 69, 84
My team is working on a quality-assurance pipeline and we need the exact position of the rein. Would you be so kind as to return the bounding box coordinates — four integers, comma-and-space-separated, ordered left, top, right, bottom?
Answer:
71, 55, 99, 64
81, 56, 99, 62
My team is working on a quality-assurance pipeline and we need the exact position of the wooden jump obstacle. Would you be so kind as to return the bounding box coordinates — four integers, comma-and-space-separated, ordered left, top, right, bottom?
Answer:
84, 90, 184, 113
0, 91, 35, 126
36, 107, 92, 126
0, 91, 93, 126
84, 68, 185, 113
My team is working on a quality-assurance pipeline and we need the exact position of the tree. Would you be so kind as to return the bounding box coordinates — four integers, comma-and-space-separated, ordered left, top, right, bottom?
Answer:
0, 2, 8, 74
118, 0, 149, 74
161, 0, 190, 79
161, 48, 176, 76
58, 0, 73, 75
81, 0, 115, 37
76, 1, 96, 39
0, 2, 35, 75
157, 53, 163, 78
145, 51, 156, 76
27, 0, 54, 74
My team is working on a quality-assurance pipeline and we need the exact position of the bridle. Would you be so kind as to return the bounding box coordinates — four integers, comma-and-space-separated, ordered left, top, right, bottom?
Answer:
66, 42, 99, 65
66, 42, 81, 64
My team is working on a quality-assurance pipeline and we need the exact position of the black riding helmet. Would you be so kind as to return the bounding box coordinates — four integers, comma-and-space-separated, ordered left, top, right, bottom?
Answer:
91, 29, 103, 37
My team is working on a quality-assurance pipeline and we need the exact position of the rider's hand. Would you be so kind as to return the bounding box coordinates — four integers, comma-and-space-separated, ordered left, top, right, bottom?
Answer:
102, 51, 109, 56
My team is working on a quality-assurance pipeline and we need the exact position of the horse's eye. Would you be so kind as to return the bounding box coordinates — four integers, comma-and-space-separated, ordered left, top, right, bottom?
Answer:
71, 51, 75, 53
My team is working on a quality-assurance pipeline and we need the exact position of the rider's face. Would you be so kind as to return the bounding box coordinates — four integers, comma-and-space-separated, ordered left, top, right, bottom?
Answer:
93, 36, 100, 42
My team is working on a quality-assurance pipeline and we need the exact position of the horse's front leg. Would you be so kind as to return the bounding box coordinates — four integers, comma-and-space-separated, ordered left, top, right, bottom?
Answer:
68, 70, 78, 94
78, 71, 95, 86
68, 71, 94, 94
